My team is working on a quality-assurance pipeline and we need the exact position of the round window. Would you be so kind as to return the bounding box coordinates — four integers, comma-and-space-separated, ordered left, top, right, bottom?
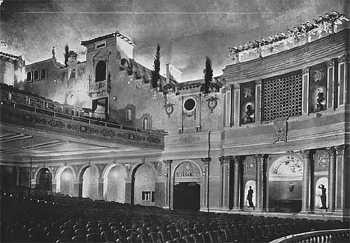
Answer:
184, 97, 196, 112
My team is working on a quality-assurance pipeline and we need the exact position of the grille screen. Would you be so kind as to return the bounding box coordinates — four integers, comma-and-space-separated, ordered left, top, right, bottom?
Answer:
262, 71, 302, 121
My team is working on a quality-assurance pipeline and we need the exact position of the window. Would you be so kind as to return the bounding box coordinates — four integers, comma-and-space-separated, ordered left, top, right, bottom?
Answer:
95, 41, 106, 49
70, 69, 76, 79
142, 117, 149, 130
262, 71, 302, 121
27, 72, 32, 81
183, 97, 196, 112
95, 61, 106, 82
126, 108, 132, 121
41, 70, 46, 80
34, 70, 39, 81
141, 191, 155, 202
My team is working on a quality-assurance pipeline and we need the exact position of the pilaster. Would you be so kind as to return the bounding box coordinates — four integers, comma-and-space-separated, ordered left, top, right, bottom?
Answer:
233, 83, 240, 127
232, 156, 241, 210
327, 147, 336, 212
335, 145, 345, 212
219, 156, 231, 210
326, 59, 336, 110
255, 154, 265, 211
301, 150, 313, 213
255, 79, 262, 123
225, 87, 232, 127
302, 67, 310, 115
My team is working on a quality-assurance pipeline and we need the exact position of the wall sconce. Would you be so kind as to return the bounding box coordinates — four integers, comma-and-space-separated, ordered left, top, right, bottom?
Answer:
112, 96, 117, 101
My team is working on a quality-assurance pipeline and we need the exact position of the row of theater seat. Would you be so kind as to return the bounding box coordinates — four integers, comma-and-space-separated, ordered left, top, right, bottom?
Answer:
1, 190, 349, 243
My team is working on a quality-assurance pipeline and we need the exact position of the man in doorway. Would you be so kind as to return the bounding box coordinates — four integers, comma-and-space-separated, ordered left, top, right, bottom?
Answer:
318, 184, 327, 209
247, 186, 255, 209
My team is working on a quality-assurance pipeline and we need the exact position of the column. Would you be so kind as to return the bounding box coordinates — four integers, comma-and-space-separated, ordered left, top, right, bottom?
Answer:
73, 179, 81, 197
220, 156, 231, 209
337, 54, 349, 106
335, 145, 345, 213
255, 155, 265, 211
302, 67, 310, 115
326, 59, 336, 110
232, 156, 241, 210
301, 150, 312, 213
16, 167, 20, 186
233, 83, 240, 127
225, 87, 232, 127
97, 177, 104, 200
255, 79, 262, 123
327, 147, 336, 211
201, 158, 211, 211
164, 160, 172, 209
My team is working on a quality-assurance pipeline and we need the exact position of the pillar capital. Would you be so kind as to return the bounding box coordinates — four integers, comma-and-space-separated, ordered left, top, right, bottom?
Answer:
335, 145, 345, 156
326, 59, 336, 67
255, 79, 262, 85
302, 67, 310, 74
219, 156, 233, 165
233, 82, 240, 90
201, 157, 211, 165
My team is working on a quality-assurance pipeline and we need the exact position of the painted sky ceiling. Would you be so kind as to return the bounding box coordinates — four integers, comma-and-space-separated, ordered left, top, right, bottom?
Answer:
0, 0, 347, 81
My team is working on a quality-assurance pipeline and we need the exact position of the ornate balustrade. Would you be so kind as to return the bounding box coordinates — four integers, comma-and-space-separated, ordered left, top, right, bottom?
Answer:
270, 229, 350, 243
0, 86, 165, 148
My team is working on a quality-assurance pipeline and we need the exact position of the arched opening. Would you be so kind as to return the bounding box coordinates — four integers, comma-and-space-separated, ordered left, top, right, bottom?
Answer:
315, 177, 328, 210
244, 180, 256, 209
34, 70, 39, 80
104, 165, 127, 203
173, 161, 201, 211
95, 60, 106, 82
59, 167, 74, 196
80, 166, 99, 200
132, 164, 156, 206
268, 155, 303, 213
36, 168, 52, 192
142, 117, 149, 130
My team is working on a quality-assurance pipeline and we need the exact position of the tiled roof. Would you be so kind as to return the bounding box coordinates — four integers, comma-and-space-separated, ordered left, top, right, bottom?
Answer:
81, 31, 135, 46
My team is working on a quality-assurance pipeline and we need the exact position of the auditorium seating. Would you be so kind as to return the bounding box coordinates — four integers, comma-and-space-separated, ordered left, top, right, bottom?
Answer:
1, 189, 349, 243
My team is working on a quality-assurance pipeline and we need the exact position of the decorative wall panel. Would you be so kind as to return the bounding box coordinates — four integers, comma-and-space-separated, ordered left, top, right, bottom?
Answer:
240, 82, 255, 124
309, 62, 327, 113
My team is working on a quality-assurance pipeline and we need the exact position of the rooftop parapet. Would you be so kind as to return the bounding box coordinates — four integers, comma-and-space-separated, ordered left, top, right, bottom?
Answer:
228, 11, 349, 64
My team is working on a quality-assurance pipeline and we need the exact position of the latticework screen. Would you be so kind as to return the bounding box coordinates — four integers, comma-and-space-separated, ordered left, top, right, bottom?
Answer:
262, 71, 302, 121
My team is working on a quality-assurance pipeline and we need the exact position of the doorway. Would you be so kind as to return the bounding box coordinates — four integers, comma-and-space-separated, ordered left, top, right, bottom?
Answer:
174, 182, 200, 211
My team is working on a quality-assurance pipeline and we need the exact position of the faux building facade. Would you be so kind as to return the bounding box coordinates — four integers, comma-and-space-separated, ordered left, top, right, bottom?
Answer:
0, 14, 349, 220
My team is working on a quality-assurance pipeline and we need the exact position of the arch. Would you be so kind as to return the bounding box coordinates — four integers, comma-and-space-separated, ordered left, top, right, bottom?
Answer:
56, 166, 75, 196
268, 154, 303, 213
269, 155, 303, 181
173, 160, 203, 182
103, 164, 127, 202
34, 70, 39, 80
36, 168, 52, 192
79, 165, 99, 200
132, 163, 156, 206
27, 72, 32, 81
95, 60, 106, 82
172, 160, 202, 211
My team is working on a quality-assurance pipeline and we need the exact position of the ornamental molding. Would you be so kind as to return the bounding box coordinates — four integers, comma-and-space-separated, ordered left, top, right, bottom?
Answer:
272, 118, 288, 144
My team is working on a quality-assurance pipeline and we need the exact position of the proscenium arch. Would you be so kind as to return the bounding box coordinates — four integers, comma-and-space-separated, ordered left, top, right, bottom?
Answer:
131, 162, 157, 205
55, 166, 76, 195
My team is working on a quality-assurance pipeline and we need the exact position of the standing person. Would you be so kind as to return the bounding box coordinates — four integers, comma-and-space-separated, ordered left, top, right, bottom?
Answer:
247, 186, 255, 209
319, 184, 327, 209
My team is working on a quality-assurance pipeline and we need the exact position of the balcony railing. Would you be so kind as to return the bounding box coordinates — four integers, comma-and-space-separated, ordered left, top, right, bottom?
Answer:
0, 83, 165, 148
270, 229, 350, 243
